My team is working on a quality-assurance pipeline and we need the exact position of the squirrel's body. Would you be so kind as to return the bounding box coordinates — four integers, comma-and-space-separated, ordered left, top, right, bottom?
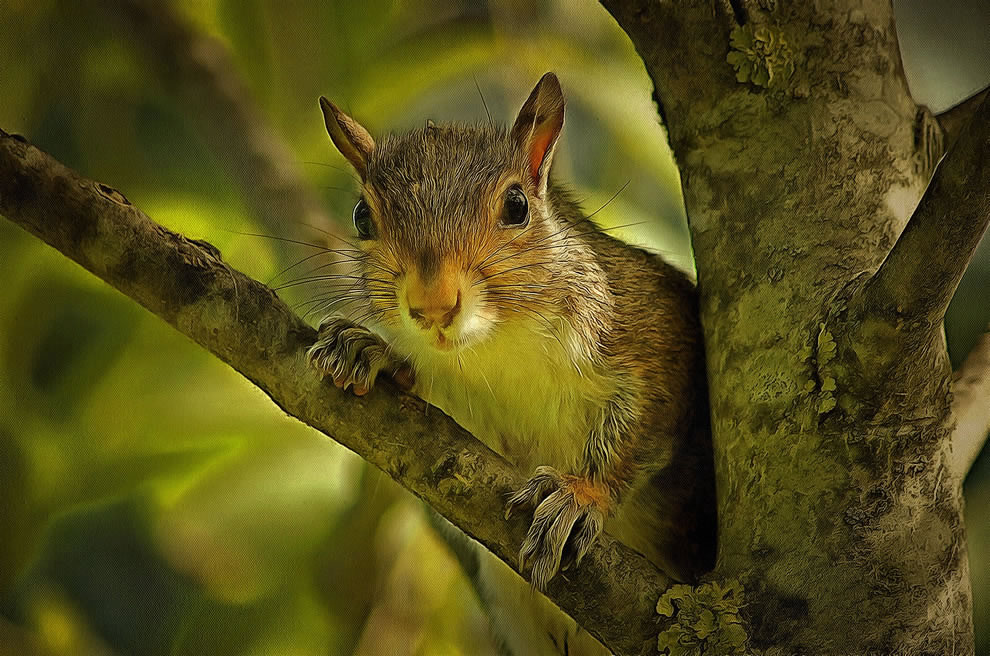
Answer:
308, 75, 715, 655
403, 310, 603, 473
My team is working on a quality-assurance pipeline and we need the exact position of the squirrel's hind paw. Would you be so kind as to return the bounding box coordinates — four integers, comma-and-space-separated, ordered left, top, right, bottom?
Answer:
307, 317, 413, 395
507, 466, 607, 590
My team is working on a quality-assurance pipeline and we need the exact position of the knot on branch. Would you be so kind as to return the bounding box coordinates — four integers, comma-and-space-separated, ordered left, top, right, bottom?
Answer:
95, 183, 132, 206
149, 222, 225, 271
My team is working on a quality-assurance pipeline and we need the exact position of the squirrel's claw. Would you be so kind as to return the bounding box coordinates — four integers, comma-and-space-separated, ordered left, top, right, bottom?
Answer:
507, 466, 608, 590
308, 317, 413, 394
505, 465, 561, 519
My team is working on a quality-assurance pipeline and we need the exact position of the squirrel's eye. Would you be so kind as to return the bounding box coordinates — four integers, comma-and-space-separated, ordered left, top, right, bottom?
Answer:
500, 185, 529, 228
353, 198, 374, 239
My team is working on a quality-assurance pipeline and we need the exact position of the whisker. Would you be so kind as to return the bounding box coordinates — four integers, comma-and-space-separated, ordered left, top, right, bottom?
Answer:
473, 260, 556, 286
297, 221, 364, 252
484, 282, 559, 291
474, 222, 534, 270
476, 233, 575, 271
301, 160, 348, 171
278, 270, 391, 284
477, 219, 649, 275
224, 229, 332, 251
465, 343, 497, 401
230, 229, 376, 264
586, 180, 631, 219
300, 160, 363, 185
494, 301, 569, 352
473, 211, 598, 272
267, 250, 346, 286
301, 296, 361, 319
283, 259, 358, 283
273, 275, 393, 291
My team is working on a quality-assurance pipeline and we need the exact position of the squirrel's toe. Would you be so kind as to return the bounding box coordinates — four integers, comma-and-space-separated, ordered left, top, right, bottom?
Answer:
516, 478, 606, 590
308, 317, 395, 394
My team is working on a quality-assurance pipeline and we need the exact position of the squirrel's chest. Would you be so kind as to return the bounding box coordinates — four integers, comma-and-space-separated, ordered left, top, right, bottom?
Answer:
406, 323, 609, 473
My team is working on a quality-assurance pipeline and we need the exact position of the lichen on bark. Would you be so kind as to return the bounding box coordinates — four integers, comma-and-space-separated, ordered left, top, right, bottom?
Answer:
726, 25, 795, 90
656, 580, 748, 656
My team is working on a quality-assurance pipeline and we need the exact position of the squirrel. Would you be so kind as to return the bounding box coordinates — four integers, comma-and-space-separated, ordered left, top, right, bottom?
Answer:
307, 73, 716, 654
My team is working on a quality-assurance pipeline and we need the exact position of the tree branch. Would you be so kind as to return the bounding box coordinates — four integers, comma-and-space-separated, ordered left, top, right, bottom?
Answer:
0, 129, 671, 656
951, 326, 990, 480
860, 90, 990, 323
938, 86, 990, 154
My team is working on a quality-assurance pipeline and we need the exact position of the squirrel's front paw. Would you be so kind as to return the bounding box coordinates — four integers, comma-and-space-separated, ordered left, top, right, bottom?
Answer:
307, 317, 413, 395
505, 466, 608, 590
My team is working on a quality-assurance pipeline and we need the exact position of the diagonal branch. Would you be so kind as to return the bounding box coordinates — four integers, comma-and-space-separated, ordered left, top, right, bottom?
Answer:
859, 91, 990, 324
938, 86, 990, 154
951, 326, 990, 480
94, 0, 338, 244
0, 129, 670, 656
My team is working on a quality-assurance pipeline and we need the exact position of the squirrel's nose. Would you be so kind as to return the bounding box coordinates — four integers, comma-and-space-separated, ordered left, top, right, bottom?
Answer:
406, 276, 461, 328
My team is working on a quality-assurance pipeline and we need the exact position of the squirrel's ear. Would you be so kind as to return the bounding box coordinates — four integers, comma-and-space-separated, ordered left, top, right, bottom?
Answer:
511, 73, 564, 197
320, 96, 375, 180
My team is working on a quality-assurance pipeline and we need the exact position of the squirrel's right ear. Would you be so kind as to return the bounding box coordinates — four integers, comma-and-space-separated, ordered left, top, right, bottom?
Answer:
511, 73, 564, 198
320, 96, 375, 180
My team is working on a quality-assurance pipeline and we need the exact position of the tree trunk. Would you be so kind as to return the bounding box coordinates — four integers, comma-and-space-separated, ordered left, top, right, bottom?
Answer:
602, 1, 982, 654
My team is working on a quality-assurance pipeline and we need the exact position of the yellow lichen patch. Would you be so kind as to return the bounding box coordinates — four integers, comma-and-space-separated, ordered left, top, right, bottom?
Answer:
816, 323, 837, 366
727, 25, 796, 90
656, 580, 748, 656
799, 323, 840, 420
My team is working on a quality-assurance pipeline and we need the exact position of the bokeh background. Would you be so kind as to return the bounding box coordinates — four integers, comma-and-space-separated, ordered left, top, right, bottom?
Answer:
1, 1, 988, 654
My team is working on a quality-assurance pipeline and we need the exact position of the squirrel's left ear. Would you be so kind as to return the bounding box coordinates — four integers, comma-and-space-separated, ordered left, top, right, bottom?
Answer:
511, 73, 564, 197
320, 96, 375, 180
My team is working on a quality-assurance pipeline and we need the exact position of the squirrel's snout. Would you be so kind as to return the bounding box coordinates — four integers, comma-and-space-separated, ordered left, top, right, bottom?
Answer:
406, 275, 462, 329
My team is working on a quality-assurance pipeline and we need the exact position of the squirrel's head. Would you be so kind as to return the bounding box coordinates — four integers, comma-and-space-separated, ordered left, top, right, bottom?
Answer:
319, 73, 575, 354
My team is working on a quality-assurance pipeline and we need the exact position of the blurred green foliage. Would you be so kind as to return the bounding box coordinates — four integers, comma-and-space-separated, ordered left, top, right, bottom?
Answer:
0, 1, 987, 655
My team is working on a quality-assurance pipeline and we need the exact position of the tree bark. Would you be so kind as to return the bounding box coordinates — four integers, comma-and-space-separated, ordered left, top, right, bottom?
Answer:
600, 1, 984, 654
951, 326, 990, 480
0, 129, 668, 656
